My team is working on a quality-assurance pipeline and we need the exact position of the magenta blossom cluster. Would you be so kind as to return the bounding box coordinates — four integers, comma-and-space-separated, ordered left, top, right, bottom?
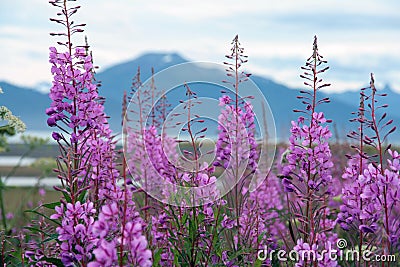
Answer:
215, 95, 258, 177
338, 79, 400, 254
44, 1, 152, 264
89, 200, 152, 267
47, 47, 110, 141
126, 125, 178, 203
338, 154, 375, 233
282, 109, 337, 265
50, 201, 96, 266
282, 112, 333, 193
339, 150, 400, 248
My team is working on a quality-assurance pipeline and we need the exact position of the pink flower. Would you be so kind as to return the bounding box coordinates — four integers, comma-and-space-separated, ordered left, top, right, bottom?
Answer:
219, 95, 232, 106
6, 212, 14, 220
88, 240, 117, 267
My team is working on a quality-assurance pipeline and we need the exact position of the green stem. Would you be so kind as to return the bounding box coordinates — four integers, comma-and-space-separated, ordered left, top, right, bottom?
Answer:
0, 178, 7, 230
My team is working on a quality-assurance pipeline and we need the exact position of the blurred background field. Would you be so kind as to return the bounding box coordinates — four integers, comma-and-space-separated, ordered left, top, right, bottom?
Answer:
0, 136, 396, 231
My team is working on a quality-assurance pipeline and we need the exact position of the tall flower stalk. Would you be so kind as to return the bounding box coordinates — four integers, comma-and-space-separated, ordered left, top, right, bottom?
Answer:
340, 74, 399, 266
338, 90, 369, 266
45, 0, 151, 266
366, 75, 395, 257
281, 36, 338, 266
215, 35, 258, 256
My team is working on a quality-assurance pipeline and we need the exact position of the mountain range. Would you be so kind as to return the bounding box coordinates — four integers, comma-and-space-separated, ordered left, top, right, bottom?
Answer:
1, 52, 399, 142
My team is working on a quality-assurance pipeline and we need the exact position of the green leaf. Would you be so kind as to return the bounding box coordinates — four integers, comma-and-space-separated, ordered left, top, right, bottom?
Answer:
254, 258, 263, 267
40, 233, 59, 244
288, 219, 296, 243
41, 201, 60, 210
24, 209, 61, 226
40, 257, 64, 267
77, 190, 87, 203
62, 190, 72, 203
153, 248, 162, 265
181, 212, 188, 225
173, 252, 179, 266
24, 226, 51, 237
167, 206, 179, 226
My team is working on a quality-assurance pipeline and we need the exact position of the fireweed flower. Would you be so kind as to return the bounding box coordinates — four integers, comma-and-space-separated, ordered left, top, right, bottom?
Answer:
143, 84, 228, 265
47, 45, 143, 264
339, 76, 400, 254
280, 36, 338, 266
356, 156, 399, 244
123, 69, 184, 265
215, 92, 258, 257
124, 68, 179, 204
89, 198, 151, 267
150, 211, 175, 266
361, 75, 400, 254
282, 111, 338, 266
282, 112, 334, 192
47, 44, 106, 267
47, 47, 111, 140
215, 98, 257, 173
338, 155, 378, 233
24, 216, 59, 266
50, 201, 96, 265
215, 35, 258, 180
210, 36, 267, 265
46, 1, 151, 265
241, 171, 286, 250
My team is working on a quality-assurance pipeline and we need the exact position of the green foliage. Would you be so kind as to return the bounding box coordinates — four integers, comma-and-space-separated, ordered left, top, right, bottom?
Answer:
38, 257, 64, 267
0, 87, 26, 152
24, 205, 61, 227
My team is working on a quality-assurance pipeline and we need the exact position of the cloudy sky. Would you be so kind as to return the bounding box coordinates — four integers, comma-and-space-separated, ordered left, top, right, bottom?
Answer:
1, 0, 400, 93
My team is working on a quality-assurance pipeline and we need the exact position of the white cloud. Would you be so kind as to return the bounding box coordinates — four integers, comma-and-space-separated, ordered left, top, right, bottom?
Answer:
0, 0, 399, 93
